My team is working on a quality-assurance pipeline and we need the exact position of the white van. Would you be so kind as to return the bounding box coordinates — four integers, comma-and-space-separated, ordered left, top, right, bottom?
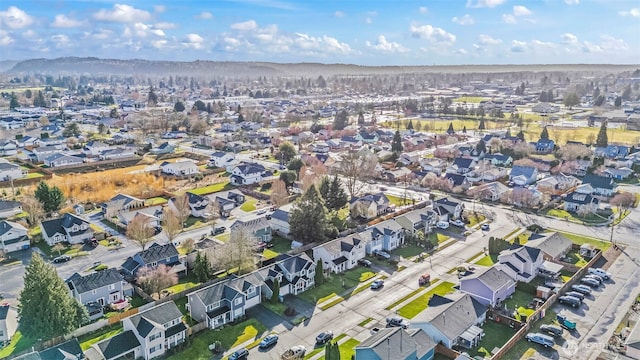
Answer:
436, 221, 449, 229
588, 267, 611, 280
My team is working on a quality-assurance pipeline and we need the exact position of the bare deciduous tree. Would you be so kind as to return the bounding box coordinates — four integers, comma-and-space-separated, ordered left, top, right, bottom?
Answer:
126, 214, 156, 250
610, 192, 636, 212
338, 150, 378, 198
270, 180, 289, 207
136, 264, 178, 299
162, 208, 182, 241
488, 138, 503, 154
171, 193, 192, 226
21, 195, 44, 227
211, 228, 257, 275
558, 143, 593, 161
181, 238, 196, 254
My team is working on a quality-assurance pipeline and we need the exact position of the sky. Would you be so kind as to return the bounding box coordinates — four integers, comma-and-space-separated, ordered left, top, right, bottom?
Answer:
0, 0, 638, 65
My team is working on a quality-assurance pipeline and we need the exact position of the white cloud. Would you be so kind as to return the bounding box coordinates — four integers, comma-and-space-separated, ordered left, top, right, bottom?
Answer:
197, 11, 213, 19
466, 0, 505, 8
93, 4, 151, 23
154, 5, 166, 13
410, 24, 456, 45
513, 5, 532, 16
51, 34, 72, 48
419, 7, 428, 14
124, 23, 166, 38
154, 22, 177, 29
530, 40, 555, 48
599, 35, 628, 51
0, 30, 13, 46
51, 14, 85, 28
84, 28, 113, 40
582, 41, 602, 53
510, 40, 527, 52
478, 34, 502, 45
293, 33, 352, 54
456, 48, 468, 55
561, 33, 578, 44
0, 6, 34, 29
151, 39, 168, 49
502, 14, 517, 24
184, 33, 205, 49
365, 17, 372, 24
619, 8, 640, 18
334, 11, 345, 18
452, 14, 474, 25
231, 20, 258, 31
565, 0, 579, 4
366, 35, 408, 53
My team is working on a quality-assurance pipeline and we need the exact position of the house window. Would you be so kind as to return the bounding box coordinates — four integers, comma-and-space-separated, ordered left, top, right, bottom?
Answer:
149, 332, 162, 341
108, 284, 115, 291
151, 262, 157, 267
246, 287, 255, 296
234, 298, 242, 306
207, 301, 220, 311
92, 290, 97, 295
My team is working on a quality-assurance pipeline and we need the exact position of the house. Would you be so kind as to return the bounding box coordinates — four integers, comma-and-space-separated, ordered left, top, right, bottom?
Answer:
470, 182, 509, 202
350, 193, 391, 220
496, 246, 543, 283
17, 135, 39, 149
209, 151, 238, 171
509, 165, 539, 186
624, 318, 640, 360
43, 153, 84, 167
535, 139, 555, 153
354, 327, 436, 360
582, 174, 617, 196
394, 208, 436, 235
0, 201, 21, 220
39, 338, 85, 360
483, 153, 512, 167
40, 213, 93, 246
118, 208, 162, 229
212, 190, 246, 217
265, 253, 316, 296
89, 330, 142, 360
383, 167, 413, 183
399, 151, 421, 166
313, 233, 366, 273
433, 197, 463, 220
460, 266, 516, 307
269, 207, 292, 236
364, 219, 405, 253
83, 141, 110, 156
99, 147, 137, 160
0, 304, 17, 346
444, 173, 471, 190
169, 192, 210, 218
160, 160, 199, 176
121, 243, 184, 277
66, 268, 129, 320
230, 217, 272, 243
602, 167, 634, 180
0, 159, 26, 181
564, 191, 599, 213
187, 273, 263, 329
101, 194, 145, 218
532, 102, 560, 114
0, 220, 29, 253
526, 232, 573, 261
449, 157, 477, 174
356, 131, 379, 143
33, 145, 62, 162
536, 173, 580, 192
0, 140, 17, 156
121, 302, 187, 360
420, 158, 447, 175
594, 145, 629, 159
411, 293, 487, 349
230, 163, 265, 185
150, 142, 175, 155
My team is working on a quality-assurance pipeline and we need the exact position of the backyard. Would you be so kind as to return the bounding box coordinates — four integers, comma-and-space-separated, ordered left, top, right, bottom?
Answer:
0, 331, 36, 359
78, 324, 124, 351
562, 249, 589, 267
298, 267, 377, 304
500, 309, 559, 359
164, 273, 201, 296
557, 230, 612, 251
503, 288, 536, 321
269, 236, 292, 254
473, 320, 517, 358
189, 181, 232, 196
397, 281, 456, 319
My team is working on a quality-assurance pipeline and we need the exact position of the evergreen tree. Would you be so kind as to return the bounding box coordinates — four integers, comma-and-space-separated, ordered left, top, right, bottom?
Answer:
315, 261, 325, 285
516, 130, 525, 142
391, 130, 403, 153
407, 119, 414, 130
9, 93, 19, 110
596, 121, 608, 147
33, 91, 47, 107
475, 140, 487, 154
614, 96, 622, 108
174, 101, 185, 112
505, 128, 512, 138
19, 253, 88, 340
328, 175, 348, 211
34, 181, 65, 212
357, 111, 365, 125
447, 122, 455, 135
462, 126, 467, 134
289, 186, 330, 244
478, 118, 485, 130
540, 126, 549, 140
193, 251, 212, 282
271, 279, 280, 302
333, 110, 349, 130
148, 87, 158, 106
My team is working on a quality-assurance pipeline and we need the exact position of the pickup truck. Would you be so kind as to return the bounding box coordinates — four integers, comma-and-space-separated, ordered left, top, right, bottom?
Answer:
281, 345, 306, 360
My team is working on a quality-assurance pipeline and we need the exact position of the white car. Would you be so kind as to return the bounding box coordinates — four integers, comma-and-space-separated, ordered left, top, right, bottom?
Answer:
451, 219, 465, 227
588, 268, 611, 280
436, 221, 449, 229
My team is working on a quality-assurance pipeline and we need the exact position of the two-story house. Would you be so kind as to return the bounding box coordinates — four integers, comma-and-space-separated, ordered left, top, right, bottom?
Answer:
40, 213, 94, 246
269, 206, 292, 237
266, 253, 316, 296
101, 193, 145, 218
459, 266, 516, 307
209, 151, 238, 171
509, 165, 539, 186
394, 207, 436, 235
448, 157, 477, 174
212, 190, 246, 217
33, 145, 63, 162
0, 220, 29, 253
230, 217, 272, 243
535, 139, 555, 153
469, 182, 509, 202
349, 193, 391, 220
525, 232, 572, 261
582, 174, 617, 197
433, 197, 463, 220
0, 140, 17, 156
121, 243, 184, 277
0, 303, 16, 346
594, 145, 629, 159
187, 273, 263, 329
564, 188, 600, 214
160, 160, 199, 176
496, 246, 543, 283
0, 159, 26, 181
312, 233, 366, 273
121, 302, 187, 360
66, 268, 129, 319
117, 206, 163, 228
364, 219, 405, 254
230, 163, 266, 185
355, 327, 436, 360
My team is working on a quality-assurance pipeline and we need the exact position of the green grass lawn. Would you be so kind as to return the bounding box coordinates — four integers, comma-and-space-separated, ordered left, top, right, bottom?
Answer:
184, 216, 206, 229
474, 254, 497, 267
24, 172, 45, 179
547, 208, 572, 219
189, 181, 232, 195
385, 287, 425, 310
166, 318, 267, 360
392, 244, 428, 258
358, 318, 373, 327
454, 96, 487, 103
174, 296, 189, 317
298, 267, 377, 304
473, 321, 517, 358
78, 324, 124, 351
215, 233, 230, 242
240, 199, 257, 212
262, 300, 288, 315
269, 236, 292, 254
428, 232, 450, 244
164, 273, 200, 295
0, 331, 36, 359
335, 338, 360, 360
386, 194, 412, 207
563, 249, 588, 267
145, 197, 168, 206
467, 214, 486, 227
557, 231, 612, 251
397, 281, 456, 319
500, 309, 558, 359
129, 295, 148, 308
261, 249, 279, 260
504, 289, 535, 320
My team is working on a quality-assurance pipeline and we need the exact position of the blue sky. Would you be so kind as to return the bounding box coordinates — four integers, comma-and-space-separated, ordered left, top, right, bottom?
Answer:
0, 0, 638, 65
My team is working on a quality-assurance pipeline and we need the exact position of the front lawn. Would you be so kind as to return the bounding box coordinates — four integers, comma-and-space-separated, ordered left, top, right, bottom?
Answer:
166, 318, 267, 360
557, 231, 612, 251
298, 267, 377, 304
473, 321, 517, 358
322, 338, 360, 360
392, 244, 428, 258
189, 181, 232, 195
262, 300, 288, 315
184, 216, 207, 229
428, 232, 450, 244
474, 255, 497, 267
239, 199, 257, 212
397, 281, 455, 319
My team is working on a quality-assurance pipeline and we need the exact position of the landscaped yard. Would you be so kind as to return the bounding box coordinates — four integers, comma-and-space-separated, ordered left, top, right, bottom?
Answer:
0, 331, 36, 359
428, 232, 450, 244
397, 281, 456, 319
563, 249, 588, 267
500, 309, 558, 359
392, 244, 429, 258
557, 231, 612, 251
189, 181, 232, 195
78, 324, 124, 350
166, 318, 267, 360
474, 254, 497, 267
164, 273, 201, 295
473, 321, 517, 358
504, 289, 535, 321
318, 338, 360, 360
239, 198, 257, 212
298, 267, 377, 304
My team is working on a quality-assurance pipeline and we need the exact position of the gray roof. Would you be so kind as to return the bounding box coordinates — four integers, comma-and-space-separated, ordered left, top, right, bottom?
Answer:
128, 301, 182, 337
66, 268, 123, 294
510, 165, 537, 179
39, 338, 84, 360
270, 209, 289, 222
356, 327, 436, 360
40, 213, 90, 239
0, 305, 8, 320
0, 200, 21, 212
582, 174, 616, 190
192, 274, 262, 305
96, 330, 141, 359
463, 267, 514, 292
137, 243, 179, 264
526, 232, 573, 259
413, 293, 486, 342
315, 233, 364, 256
626, 319, 640, 349
0, 220, 26, 237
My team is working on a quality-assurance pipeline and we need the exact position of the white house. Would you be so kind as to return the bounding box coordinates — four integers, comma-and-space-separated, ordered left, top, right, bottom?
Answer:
99, 147, 137, 160
43, 153, 84, 167
269, 207, 292, 236
209, 151, 238, 171
0, 220, 29, 253
40, 213, 94, 246
83, 141, 110, 156
0, 140, 17, 156
160, 160, 199, 176
230, 163, 265, 185
0, 159, 26, 181
496, 246, 544, 283
312, 233, 366, 273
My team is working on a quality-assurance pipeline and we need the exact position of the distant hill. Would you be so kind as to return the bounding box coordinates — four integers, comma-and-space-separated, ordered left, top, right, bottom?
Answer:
5, 57, 638, 78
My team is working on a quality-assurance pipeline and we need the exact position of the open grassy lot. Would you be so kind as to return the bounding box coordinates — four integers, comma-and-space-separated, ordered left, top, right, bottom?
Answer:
522, 125, 640, 145
473, 320, 517, 358
189, 181, 232, 195
557, 230, 612, 251
166, 318, 267, 360
453, 96, 487, 103
298, 267, 377, 304
397, 281, 456, 319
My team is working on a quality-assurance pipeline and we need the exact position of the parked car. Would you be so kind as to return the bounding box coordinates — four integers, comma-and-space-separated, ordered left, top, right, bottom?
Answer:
374, 250, 391, 260
370, 327, 381, 335
315, 331, 334, 344
584, 274, 604, 285
565, 291, 585, 301
580, 277, 600, 288
386, 317, 409, 329
540, 324, 564, 337
588, 267, 611, 280
358, 259, 372, 267
256, 209, 268, 215
526, 333, 555, 348
259, 334, 279, 349
229, 348, 249, 360
212, 226, 226, 235
53, 255, 71, 263
558, 295, 582, 308
451, 219, 465, 227
370, 280, 384, 290
436, 221, 449, 229
281, 345, 306, 360
571, 284, 592, 295
481, 223, 490, 231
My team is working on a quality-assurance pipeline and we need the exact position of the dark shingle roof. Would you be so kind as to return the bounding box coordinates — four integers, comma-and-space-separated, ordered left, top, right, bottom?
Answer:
38, 339, 84, 360
0, 305, 9, 320
582, 174, 615, 190
66, 268, 123, 294
138, 243, 179, 264
0, 200, 21, 212
129, 302, 182, 337
40, 213, 90, 239
96, 330, 140, 359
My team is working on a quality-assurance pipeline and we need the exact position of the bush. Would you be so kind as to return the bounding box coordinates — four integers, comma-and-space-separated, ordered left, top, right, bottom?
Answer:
284, 307, 296, 316
527, 224, 544, 233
